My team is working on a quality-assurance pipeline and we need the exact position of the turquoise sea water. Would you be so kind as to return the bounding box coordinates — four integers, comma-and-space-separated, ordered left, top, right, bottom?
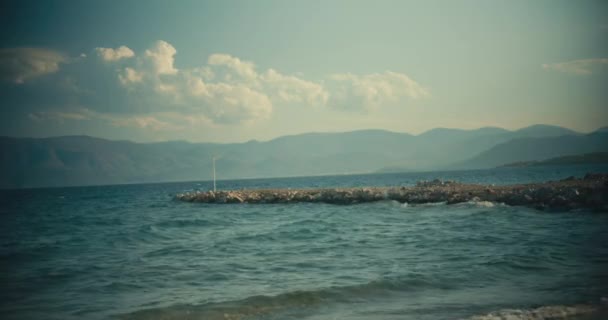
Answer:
1, 165, 608, 320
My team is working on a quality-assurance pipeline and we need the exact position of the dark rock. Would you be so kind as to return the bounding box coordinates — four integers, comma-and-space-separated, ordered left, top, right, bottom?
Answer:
175, 173, 608, 211
584, 173, 607, 181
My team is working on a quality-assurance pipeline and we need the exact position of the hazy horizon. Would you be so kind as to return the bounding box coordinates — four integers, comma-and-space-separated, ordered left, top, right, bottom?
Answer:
1, 0, 607, 143
2, 123, 607, 144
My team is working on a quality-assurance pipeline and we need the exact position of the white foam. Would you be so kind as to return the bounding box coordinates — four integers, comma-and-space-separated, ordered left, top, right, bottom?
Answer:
466, 304, 599, 320
415, 201, 448, 207
468, 200, 496, 208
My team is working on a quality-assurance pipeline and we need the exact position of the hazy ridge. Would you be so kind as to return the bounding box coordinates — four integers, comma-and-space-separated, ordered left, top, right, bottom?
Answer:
1, 124, 607, 188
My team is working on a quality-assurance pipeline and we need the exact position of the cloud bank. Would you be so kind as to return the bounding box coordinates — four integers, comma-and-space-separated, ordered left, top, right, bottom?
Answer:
0, 48, 66, 84
2, 40, 429, 131
330, 72, 429, 110
94, 46, 135, 62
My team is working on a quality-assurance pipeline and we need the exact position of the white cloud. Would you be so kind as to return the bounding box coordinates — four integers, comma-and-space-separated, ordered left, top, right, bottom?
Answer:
144, 40, 177, 75
208, 53, 257, 82
197, 66, 215, 81
542, 58, 608, 75
22, 41, 429, 130
111, 43, 429, 123
0, 48, 65, 84
185, 74, 210, 96
94, 46, 135, 62
155, 82, 179, 95
203, 83, 272, 124
329, 71, 429, 110
118, 67, 143, 85
109, 115, 173, 131
262, 69, 328, 106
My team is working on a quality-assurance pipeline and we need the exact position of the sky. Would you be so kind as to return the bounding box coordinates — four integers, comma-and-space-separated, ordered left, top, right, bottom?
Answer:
0, 0, 607, 143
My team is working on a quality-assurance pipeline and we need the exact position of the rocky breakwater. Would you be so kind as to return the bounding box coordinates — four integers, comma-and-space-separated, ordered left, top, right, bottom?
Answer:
175, 173, 608, 211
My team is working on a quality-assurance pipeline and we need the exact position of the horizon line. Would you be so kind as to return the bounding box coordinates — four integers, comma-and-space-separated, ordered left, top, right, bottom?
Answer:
1, 123, 606, 145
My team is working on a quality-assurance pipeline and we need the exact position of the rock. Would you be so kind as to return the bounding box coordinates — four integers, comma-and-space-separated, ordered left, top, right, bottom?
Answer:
447, 194, 465, 204
416, 179, 451, 188
549, 195, 569, 207
174, 173, 608, 211
584, 173, 607, 181
565, 188, 579, 198
216, 192, 227, 203
227, 192, 244, 203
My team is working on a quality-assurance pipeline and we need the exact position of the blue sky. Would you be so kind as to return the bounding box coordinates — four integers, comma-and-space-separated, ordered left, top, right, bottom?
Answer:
1, 0, 607, 142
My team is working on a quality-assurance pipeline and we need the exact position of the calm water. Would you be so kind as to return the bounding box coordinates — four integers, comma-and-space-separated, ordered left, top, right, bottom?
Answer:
1, 165, 608, 320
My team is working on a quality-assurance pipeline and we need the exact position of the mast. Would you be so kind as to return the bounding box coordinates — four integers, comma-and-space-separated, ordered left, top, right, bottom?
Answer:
213, 156, 216, 192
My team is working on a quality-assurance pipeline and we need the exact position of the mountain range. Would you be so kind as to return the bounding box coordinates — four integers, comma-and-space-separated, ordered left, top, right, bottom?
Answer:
1, 124, 607, 189
498, 152, 608, 168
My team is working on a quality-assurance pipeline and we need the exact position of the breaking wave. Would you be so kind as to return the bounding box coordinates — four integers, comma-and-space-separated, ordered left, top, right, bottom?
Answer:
466, 301, 607, 320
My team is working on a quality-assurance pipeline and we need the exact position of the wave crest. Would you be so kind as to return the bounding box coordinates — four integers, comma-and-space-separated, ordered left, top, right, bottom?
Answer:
118, 275, 446, 320
467, 303, 603, 320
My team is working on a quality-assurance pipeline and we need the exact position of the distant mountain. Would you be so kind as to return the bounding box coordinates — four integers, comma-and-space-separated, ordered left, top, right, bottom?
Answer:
454, 132, 608, 169
0, 124, 602, 189
499, 152, 608, 168
507, 124, 579, 138
376, 124, 586, 173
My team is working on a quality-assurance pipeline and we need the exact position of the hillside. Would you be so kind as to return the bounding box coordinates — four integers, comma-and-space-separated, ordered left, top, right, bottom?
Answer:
499, 152, 608, 168
0, 124, 602, 188
455, 133, 608, 169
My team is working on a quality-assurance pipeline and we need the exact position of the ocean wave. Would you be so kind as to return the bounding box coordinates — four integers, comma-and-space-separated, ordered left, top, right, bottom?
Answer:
411, 201, 448, 207
154, 218, 219, 228
467, 200, 497, 208
118, 275, 446, 320
121, 296, 608, 320
465, 302, 605, 320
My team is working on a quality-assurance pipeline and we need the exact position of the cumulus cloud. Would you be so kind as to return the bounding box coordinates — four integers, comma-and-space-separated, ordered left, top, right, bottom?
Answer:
118, 67, 143, 85
208, 54, 257, 82
262, 69, 329, 106
203, 83, 272, 124
329, 71, 429, 110
14, 40, 429, 130
115, 47, 309, 123
114, 57, 272, 124
144, 40, 178, 75
94, 46, 135, 62
542, 59, 608, 75
101, 42, 428, 123
0, 48, 66, 84
185, 74, 210, 96
109, 115, 173, 131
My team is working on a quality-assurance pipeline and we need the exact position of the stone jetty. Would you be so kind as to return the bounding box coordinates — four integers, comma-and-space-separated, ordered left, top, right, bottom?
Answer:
175, 173, 608, 211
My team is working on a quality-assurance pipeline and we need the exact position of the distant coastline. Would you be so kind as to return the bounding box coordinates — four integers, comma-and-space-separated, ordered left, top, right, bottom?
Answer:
2, 125, 607, 189
498, 152, 608, 168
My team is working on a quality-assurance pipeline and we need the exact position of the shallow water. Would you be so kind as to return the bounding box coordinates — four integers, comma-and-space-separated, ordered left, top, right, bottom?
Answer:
1, 165, 608, 320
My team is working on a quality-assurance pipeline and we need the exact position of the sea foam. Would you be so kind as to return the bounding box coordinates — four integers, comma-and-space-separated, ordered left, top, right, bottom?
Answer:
466, 303, 602, 320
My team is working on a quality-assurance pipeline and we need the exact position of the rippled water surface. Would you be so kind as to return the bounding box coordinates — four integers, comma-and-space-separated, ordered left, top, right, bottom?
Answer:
1, 166, 608, 320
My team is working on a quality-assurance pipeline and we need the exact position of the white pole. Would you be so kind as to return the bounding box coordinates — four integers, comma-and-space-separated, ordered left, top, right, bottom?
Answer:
213, 156, 216, 192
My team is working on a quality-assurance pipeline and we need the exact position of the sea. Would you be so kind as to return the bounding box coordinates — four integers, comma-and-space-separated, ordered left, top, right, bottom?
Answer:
2, 165, 608, 320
